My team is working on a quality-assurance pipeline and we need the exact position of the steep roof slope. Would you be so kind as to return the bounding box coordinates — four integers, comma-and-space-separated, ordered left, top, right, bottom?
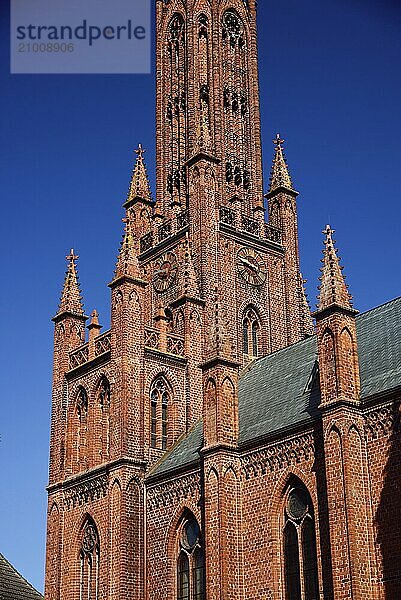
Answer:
151, 297, 401, 477
0, 553, 43, 600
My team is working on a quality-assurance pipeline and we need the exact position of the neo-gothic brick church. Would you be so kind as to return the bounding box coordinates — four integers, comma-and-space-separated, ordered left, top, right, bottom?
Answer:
44, 1, 401, 599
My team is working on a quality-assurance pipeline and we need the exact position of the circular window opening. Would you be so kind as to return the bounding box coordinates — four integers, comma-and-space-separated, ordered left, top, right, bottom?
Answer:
287, 488, 309, 521
181, 519, 200, 550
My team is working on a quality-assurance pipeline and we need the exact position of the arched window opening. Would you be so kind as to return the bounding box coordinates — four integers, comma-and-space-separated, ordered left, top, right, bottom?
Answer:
242, 308, 260, 357
150, 377, 170, 450
151, 396, 157, 448
177, 516, 204, 600
98, 377, 110, 410
302, 517, 319, 599
192, 548, 205, 600
79, 519, 99, 600
284, 486, 319, 600
177, 552, 189, 600
165, 13, 187, 203
284, 521, 301, 600
95, 377, 110, 464
162, 392, 168, 450
77, 387, 88, 421
251, 319, 259, 356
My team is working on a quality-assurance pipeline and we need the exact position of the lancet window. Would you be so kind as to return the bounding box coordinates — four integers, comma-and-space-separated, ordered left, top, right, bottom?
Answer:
165, 13, 187, 204
79, 519, 100, 600
194, 14, 212, 151
284, 485, 319, 600
96, 377, 110, 462
221, 10, 251, 199
177, 516, 205, 600
150, 377, 170, 450
97, 377, 110, 410
76, 387, 88, 421
242, 307, 260, 357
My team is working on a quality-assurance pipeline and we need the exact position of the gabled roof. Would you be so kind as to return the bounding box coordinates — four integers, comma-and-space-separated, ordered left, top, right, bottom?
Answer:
151, 297, 401, 478
0, 553, 43, 600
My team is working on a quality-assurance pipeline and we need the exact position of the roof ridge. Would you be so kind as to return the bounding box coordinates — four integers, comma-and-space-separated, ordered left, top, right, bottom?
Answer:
0, 552, 43, 597
356, 295, 401, 319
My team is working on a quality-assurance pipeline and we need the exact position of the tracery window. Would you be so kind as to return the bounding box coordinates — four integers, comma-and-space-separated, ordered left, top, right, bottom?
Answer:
242, 307, 260, 357
150, 377, 170, 450
177, 517, 204, 600
284, 486, 319, 600
79, 519, 100, 600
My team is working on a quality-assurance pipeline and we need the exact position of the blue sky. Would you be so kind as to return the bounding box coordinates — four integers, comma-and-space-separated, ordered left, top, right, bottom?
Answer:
1, 0, 400, 592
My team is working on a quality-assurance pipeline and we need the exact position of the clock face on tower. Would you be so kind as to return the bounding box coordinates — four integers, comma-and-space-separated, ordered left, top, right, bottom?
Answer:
236, 247, 267, 286
152, 252, 178, 292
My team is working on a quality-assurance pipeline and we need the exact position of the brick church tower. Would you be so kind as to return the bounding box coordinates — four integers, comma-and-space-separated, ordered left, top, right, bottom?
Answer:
44, 1, 401, 599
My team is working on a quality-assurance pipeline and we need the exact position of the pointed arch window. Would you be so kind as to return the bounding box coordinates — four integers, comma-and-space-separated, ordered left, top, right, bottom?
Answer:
79, 519, 99, 600
77, 387, 88, 421
96, 377, 110, 463
97, 377, 110, 411
283, 486, 319, 600
150, 377, 170, 450
242, 307, 260, 357
177, 516, 204, 600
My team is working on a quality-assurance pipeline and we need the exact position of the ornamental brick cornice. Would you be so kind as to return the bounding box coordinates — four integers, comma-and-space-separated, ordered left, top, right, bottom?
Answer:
364, 403, 396, 441
169, 295, 206, 309
147, 471, 201, 511
312, 303, 358, 320
108, 274, 148, 289
241, 432, 315, 479
185, 151, 220, 168
200, 356, 241, 371
264, 185, 299, 200
52, 311, 88, 323
219, 224, 285, 253
63, 473, 109, 510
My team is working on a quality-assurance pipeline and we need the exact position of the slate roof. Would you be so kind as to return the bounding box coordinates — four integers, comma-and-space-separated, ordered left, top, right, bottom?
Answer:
151, 297, 401, 477
0, 553, 43, 600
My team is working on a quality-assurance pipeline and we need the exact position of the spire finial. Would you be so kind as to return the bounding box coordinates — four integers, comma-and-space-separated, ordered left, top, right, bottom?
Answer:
268, 133, 295, 193
317, 224, 353, 312
126, 144, 152, 205
135, 143, 144, 159
273, 133, 285, 147
57, 248, 84, 316
89, 309, 99, 326
66, 248, 79, 263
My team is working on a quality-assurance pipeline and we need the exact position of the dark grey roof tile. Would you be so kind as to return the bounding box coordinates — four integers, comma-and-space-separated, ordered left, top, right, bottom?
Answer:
0, 554, 43, 600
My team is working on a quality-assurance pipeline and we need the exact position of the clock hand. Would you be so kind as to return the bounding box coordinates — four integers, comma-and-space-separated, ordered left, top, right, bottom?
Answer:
239, 256, 258, 272
154, 268, 169, 278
